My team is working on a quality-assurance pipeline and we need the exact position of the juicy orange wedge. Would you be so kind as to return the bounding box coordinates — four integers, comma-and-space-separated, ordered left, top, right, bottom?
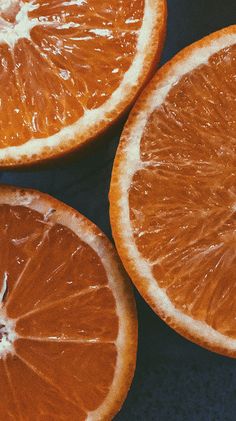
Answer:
110, 25, 236, 357
0, 185, 137, 419
0, 0, 166, 166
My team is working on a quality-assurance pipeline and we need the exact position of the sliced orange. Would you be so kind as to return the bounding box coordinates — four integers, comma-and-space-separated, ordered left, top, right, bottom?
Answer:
0, 185, 137, 419
0, 0, 166, 166
110, 26, 236, 357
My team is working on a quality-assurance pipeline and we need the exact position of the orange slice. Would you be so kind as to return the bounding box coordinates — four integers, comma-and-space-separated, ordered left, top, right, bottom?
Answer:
0, 0, 166, 166
110, 25, 236, 357
0, 185, 137, 419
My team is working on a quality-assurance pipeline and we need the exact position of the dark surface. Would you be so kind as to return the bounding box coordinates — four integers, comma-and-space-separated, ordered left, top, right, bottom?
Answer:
2, 1, 236, 420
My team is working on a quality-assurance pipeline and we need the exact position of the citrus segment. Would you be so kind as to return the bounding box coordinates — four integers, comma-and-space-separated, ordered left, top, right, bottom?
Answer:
0, 186, 137, 419
5, 219, 108, 318
0, 205, 47, 298
110, 26, 236, 356
5, 355, 85, 420
15, 340, 117, 411
0, 0, 166, 165
0, 360, 20, 419
16, 287, 119, 341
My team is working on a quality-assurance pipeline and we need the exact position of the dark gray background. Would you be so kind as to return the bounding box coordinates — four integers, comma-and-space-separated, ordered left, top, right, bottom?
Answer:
2, 1, 236, 420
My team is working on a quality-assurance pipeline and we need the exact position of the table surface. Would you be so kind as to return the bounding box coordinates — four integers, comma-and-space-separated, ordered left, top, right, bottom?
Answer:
2, 1, 236, 420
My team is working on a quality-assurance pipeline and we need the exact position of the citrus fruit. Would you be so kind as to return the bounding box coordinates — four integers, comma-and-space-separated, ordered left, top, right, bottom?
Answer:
0, 0, 166, 167
0, 185, 137, 419
110, 25, 236, 357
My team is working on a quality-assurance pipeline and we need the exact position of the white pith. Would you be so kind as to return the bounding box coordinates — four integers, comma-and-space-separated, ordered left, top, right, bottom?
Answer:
0, 1, 95, 48
0, 306, 17, 359
0, 187, 135, 419
0, 1, 39, 47
116, 31, 236, 351
0, 0, 161, 162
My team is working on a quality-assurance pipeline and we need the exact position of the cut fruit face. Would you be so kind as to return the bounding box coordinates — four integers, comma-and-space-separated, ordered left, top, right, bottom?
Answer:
0, 0, 166, 166
110, 26, 236, 357
0, 185, 137, 420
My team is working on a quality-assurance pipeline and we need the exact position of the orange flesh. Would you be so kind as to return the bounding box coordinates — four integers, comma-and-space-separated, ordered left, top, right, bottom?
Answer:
0, 204, 119, 418
0, 0, 144, 147
129, 45, 236, 337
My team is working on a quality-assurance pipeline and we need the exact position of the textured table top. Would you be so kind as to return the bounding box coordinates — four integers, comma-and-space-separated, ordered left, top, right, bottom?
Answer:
2, 1, 236, 419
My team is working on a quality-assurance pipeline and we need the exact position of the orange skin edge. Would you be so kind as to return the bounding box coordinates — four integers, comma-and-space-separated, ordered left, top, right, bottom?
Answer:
1, 0, 167, 169
110, 25, 236, 358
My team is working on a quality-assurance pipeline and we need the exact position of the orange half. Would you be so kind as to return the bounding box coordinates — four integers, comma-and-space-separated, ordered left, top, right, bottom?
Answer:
0, 185, 137, 419
0, 0, 166, 166
110, 25, 236, 357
